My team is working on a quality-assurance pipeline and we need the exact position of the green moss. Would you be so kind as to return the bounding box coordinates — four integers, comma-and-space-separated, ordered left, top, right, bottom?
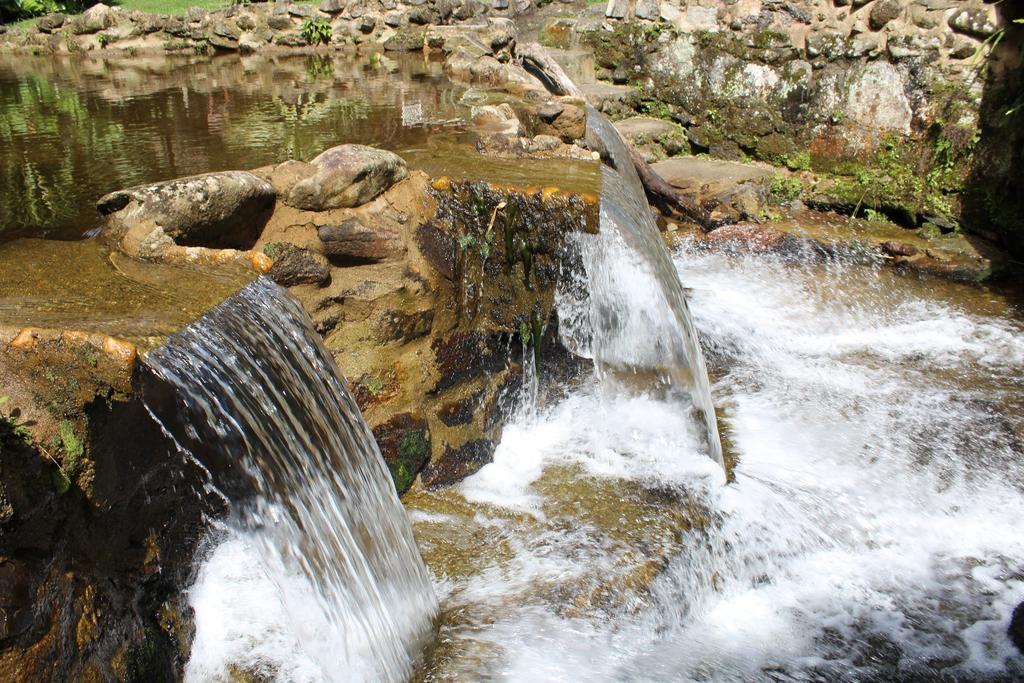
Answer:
768, 174, 802, 205
0, 396, 32, 446
390, 430, 429, 494
750, 30, 789, 50
51, 420, 84, 494
783, 151, 811, 171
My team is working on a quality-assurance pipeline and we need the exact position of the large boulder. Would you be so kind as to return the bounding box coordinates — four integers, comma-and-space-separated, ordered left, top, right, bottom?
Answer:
69, 3, 114, 34
97, 171, 276, 250
287, 145, 408, 211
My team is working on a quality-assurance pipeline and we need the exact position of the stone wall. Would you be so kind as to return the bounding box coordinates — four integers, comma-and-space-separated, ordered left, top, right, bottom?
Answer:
0, 0, 524, 54
552, 0, 1017, 235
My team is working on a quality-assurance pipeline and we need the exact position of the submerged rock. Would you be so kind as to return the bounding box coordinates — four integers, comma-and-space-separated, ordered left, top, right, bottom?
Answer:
98, 171, 276, 251
287, 145, 408, 211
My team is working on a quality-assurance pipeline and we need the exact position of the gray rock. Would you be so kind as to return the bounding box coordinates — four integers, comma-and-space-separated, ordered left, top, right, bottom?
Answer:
97, 171, 276, 250
70, 3, 113, 34
268, 15, 294, 30
318, 217, 405, 262
320, 0, 345, 14
186, 7, 208, 23
492, 0, 509, 10
606, 0, 628, 19
948, 8, 997, 38
407, 7, 438, 25
287, 145, 408, 211
288, 4, 315, 17
239, 30, 273, 53
635, 0, 659, 21
236, 13, 256, 31
275, 32, 307, 46
383, 28, 425, 51
384, 11, 403, 27
212, 20, 241, 41
36, 13, 65, 33
358, 15, 377, 33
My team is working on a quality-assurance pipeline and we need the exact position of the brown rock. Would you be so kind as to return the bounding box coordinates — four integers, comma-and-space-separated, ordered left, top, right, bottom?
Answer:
437, 389, 484, 427
421, 439, 496, 488
868, 0, 901, 31
431, 332, 507, 393
415, 223, 456, 279
263, 243, 331, 287
318, 217, 405, 263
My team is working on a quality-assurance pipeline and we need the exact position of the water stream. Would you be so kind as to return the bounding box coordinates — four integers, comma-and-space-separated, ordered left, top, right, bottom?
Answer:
407, 242, 1024, 681
143, 278, 437, 682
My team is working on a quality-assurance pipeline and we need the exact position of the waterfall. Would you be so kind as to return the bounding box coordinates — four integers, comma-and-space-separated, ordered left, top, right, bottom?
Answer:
143, 277, 437, 682
559, 106, 724, 468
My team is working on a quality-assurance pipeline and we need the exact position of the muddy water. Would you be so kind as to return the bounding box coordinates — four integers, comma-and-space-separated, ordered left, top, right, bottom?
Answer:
0, 52, 599, 242
0, 238, 252, 344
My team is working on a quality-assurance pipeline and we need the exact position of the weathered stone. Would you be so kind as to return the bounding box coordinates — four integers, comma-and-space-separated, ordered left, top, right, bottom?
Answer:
267, 14, 294, 30
948, 8, 997, 38
98, 171, 276, 250
383, 28, 425, 51
239, 29, 274, 53
470, 103, 521, 136
613, 116, 688, 157
318, 217, 405, 263
371, 413, 430, 494
253, 159, 317, 196
415, 223, 457, 279
606, 0, 629, 20
236, 13, 256, 31
536, 102, 586, 143
212, 20, 241, 41
358, 15, 377, 33
437, 390, 484, 427
288, 3, 314, 17
263, 243, 331, 287
635, 0, 659, 21
384, 11, 403, 27
431, 332, 507, 393
69, 3, 113, 34
868, 0, 901, 31
209, 32, 240, 51
320, 0, 345, 14
421, 439, 496, 488
288, 145, 408, 211
276, 32, 308, 46
444, 47, 500, 84
407, 7, 439, 25
186, 6, 208, 22
375, 308, 433, 344
36, 13, 65, 33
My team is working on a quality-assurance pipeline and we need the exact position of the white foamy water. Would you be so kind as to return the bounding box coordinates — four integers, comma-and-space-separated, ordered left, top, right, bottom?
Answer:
415, 246, 1024, 681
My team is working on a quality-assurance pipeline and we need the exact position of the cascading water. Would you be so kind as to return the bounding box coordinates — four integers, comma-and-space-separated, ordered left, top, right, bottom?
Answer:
558, 107, 723, 468
143, 278, 437, 682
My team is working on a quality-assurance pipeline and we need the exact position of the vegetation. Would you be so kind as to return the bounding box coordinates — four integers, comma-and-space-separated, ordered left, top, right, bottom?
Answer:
0, 395, 32, 447
390, 430, 429, 493
300, 17, 331, 46
52, 419, 84, 494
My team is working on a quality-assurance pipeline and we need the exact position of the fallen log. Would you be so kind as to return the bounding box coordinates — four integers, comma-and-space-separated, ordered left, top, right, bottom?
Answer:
516, 42, 715, 230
